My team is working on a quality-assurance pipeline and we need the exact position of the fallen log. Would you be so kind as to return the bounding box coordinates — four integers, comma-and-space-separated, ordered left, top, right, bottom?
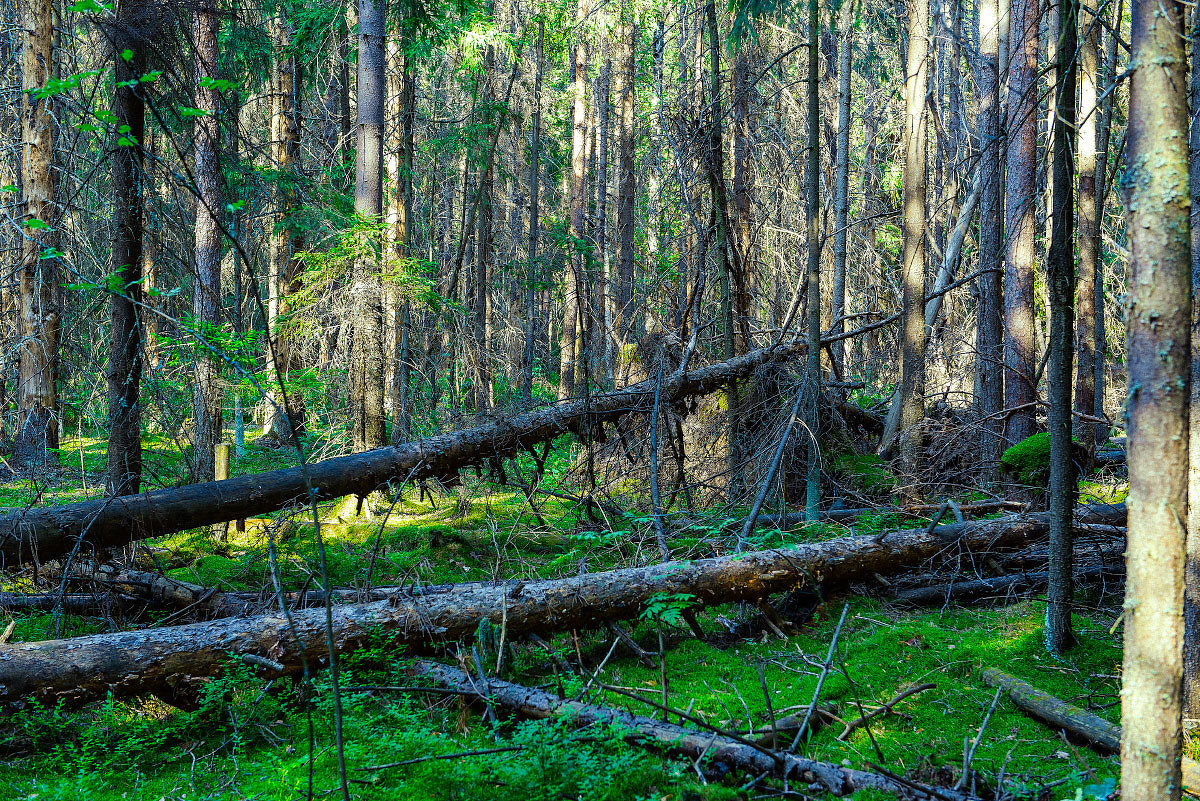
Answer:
0, 342, 817, 567
894, 564, 1115, 606
409, 660, 971, 799
0, 592, 142, 614
0, 504, 1124, 707
980, 669, 1200, 797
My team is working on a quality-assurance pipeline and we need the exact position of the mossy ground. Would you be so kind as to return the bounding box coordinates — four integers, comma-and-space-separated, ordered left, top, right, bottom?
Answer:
0, 435, 1132, 800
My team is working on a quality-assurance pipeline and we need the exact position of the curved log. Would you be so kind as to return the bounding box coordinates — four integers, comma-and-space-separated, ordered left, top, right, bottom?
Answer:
0, 504, 1123, 707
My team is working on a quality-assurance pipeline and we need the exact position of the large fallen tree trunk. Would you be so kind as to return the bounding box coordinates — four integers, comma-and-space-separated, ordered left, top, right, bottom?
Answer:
408, 660, 972, 799
0, 504, 1123, 707
0, 342, 821, 567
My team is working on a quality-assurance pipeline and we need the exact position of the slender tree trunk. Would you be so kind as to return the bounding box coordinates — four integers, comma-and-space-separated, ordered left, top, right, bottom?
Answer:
1002, 0, 1040, 444
105, 2, 147, 496
1122, 0, 1191, 792
595, 56, 612, 384
731, 49, 754, 354
976, 0, 1005, 473
830, 0, 852, 378
560, 7, 589, 400
191, 6, 224, 482
16, 0, 59, 469
1044, 0, 1077, 654
386, 37, 414, 443
264, 13, 305, 441
522, 19, 544, 407
615, 5, 637, 341
804, 0, 821, 519
886, 0, 929, 457
1093, 0, 1120, 436
352, 0, 386, 452
1073, 0, 1099, 456
472, 51, 495, 413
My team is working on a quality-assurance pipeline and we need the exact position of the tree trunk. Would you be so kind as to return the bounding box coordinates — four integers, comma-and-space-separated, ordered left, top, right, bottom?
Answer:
521, 20, 544, 407
1122, 0, 1191, 793
1073, 0, 1100, 456
830, 0, 853, 377
560, 9, 589, 400
1002, 0, 1039, 444
976, 0, 1004, 472
352, 0, 386, 452
191, 5, 224, 482
1043, 0, 1077, 654
472, 52, 495, 413
386, 43, 414, 443
887, 0, 929, 457
0, 505, 1123, 706
615, 6, 637, 340
105, 0, 146, 496
263, 12, 305, 441
803, 0, 821, 519
1186, 0, 1200, 720
16, 0, 59, 469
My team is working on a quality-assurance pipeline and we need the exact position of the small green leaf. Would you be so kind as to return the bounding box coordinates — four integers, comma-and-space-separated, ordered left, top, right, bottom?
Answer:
120, 49, 134, 62
179, 107, 209, 118
25, 218, 50, 230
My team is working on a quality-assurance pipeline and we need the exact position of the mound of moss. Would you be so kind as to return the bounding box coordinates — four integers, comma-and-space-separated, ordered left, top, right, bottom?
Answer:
1000, 432, 1054, 485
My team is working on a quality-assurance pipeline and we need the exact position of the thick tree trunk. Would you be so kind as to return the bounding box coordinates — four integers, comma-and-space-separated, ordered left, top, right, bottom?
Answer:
975, 0, 1004, 472
1043, 0, 1077, 654
1186, 0, 1200, 720
105, 0, 147, 496
1122, 0, 1192, 795
191, 6, 224, 482
0, 339, 835, 564
0, 505, 1124, 706
1002, 0, 1039, 444
352, 0, 386, 452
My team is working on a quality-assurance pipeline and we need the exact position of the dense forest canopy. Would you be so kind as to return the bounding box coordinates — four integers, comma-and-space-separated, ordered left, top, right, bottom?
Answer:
0, 0, 1195, 797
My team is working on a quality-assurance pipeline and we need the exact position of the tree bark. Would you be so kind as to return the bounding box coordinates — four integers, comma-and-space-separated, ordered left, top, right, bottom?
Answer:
15, 0, 59, 470
1043, 0, 1077, 654
263, 12, 305, 441
1123, 0, 1192, 794
803, 0, 822, 519
1185, 0, 1200, 720
521, 20, 544, 407
0, 505, 1124, 706
886, 0, 929, 457
560, 9, 589, 400
615, 6, 637, 338
410, 660, 968, 799
105, 0, 147, 496
830, 0, 853, 377
975, 0, 1004, 472
1002, 0, 1039, 445
191, 5, 224, 482
1073, 0, 1100, 456
352, 0, 386, 452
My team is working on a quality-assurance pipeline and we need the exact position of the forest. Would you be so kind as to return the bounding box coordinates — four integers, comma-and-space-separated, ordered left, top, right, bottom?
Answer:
0, 0, 1192, 796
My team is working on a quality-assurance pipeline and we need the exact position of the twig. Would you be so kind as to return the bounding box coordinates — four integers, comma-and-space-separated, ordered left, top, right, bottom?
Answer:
649, 366, 670, 560
789, 604, 851, 752
837, 683, 938, 740
955, 687, 1003, 790
355, 746, 523, 773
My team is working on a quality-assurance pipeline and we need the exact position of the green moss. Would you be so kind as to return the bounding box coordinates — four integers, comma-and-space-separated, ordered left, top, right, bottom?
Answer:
1000, 433, 1053, 485
834, 452, 896, 494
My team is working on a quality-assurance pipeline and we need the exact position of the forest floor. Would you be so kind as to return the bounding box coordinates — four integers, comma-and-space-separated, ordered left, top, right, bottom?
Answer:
0, 433, 1135, 801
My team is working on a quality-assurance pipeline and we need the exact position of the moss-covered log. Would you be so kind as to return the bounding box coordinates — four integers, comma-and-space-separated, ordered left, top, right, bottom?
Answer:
0, 503, 1123, 707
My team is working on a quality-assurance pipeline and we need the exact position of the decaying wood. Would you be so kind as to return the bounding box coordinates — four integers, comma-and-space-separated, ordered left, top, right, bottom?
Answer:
409, 659, 974, 799
980, 668, 1200, 797
0, 341, 823, 566
0, 504, 1124, 707
894, 564, 1113, 606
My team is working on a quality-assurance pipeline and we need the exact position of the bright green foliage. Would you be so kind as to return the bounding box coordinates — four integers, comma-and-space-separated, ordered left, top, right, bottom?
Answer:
1000, 433, 1054, 485
834, 452, 896, 494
